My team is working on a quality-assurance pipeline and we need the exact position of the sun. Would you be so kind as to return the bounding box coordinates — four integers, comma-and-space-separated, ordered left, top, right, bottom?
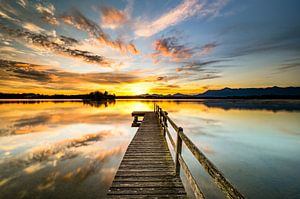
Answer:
128, 83, 150, 95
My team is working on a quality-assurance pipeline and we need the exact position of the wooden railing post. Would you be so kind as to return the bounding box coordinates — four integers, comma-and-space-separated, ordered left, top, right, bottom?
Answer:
175, 127, 183, 175
159, 107, 162, 125
133, 115, 138, 123
164, 112, 168, 127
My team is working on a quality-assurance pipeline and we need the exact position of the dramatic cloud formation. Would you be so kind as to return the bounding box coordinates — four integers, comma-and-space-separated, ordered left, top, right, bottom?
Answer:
0, 0, 299, 94
0, 59, 145, 93
152, 36, 193, 62
152, 35, 217, 63
101, 6, 129, 29
0, 24, 111, 66
62, 9, 139, 55
135, 0, 228, 37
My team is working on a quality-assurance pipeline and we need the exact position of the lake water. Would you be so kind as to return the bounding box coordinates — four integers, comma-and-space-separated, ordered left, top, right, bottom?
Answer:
0, 99, 299, 199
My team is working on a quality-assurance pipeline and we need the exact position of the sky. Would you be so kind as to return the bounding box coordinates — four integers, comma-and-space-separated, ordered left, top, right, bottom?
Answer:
0, 0, 299, 95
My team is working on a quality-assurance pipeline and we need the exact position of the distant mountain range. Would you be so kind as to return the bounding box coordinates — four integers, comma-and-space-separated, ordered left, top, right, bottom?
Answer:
127, 87, 300, 99
196, 87, 300, 98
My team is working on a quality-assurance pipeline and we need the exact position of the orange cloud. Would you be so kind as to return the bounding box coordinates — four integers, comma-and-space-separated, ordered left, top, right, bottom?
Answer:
62, 9, 139, 55
101, 6, 128, 29
152, 35, 218, 63
152, 36, 193, 62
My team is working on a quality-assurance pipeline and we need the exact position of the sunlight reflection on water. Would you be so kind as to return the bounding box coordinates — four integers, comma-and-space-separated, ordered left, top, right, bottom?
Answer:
0, 99, 299, 199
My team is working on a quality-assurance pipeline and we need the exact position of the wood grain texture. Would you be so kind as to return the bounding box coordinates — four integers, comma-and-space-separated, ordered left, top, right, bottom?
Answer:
107, 112, 187, 198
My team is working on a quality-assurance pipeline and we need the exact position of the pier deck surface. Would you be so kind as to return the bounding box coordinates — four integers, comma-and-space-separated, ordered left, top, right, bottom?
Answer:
107, 112, 187, 198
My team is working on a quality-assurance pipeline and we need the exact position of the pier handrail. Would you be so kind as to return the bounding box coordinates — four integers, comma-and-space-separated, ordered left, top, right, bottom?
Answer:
154, 104, 244, 199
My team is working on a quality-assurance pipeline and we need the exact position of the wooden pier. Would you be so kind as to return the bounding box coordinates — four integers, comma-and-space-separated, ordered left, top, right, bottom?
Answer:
107, 105, 244, 199
107, 111, 186, 198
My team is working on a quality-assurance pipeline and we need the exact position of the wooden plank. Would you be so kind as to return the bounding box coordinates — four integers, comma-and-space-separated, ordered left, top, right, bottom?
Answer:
111, 181, 184, 188
112, 176, 182, 182
108, 187, 186, 195
107, 195, 187, 199
108, 112, 186, 198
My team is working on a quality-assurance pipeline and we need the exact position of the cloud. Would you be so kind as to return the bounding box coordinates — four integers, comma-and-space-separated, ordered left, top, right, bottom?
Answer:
278, 62, 300, 71
0, 10, 18, 22
101, 6, 129, 29
35, 2, 59, 25
0, 23, 112, 66
152, 35, 217, 62
176, 60, 222, 80
152, 36, 193, 62
61, 9, 139, 55
17, 0, 27, 8
0, 0, 23, 23
155, 75, 179, 82
196, 43, 218, 57
176, 60, 222, 72
223, 25, 300, 58
277, 58, 300, 72
0, 59, 145, 93
134, 0, 228, 37
192, 74, 221, 81
149, 84, 181, 93
152, 59, 223, 85
22, 22, 46, 33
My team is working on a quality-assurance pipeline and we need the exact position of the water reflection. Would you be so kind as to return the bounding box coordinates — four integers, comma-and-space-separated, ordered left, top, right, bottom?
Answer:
0, 99, 299, 199
0, 100, 140, 199
202, 99, 300, 112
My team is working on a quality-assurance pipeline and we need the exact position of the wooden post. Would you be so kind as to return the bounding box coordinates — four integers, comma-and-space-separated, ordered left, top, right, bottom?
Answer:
164, 111, 168, 127
175, 127, 183, 176
158, 107, 162, 124
133, 116, 138, 125
162, 112, 168, 137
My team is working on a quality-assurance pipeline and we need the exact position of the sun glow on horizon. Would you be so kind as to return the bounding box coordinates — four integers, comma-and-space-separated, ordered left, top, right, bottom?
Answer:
126, 83, 151, 95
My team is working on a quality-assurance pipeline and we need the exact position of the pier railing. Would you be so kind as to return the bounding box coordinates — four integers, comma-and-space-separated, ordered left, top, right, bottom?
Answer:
154, 104, 244, 199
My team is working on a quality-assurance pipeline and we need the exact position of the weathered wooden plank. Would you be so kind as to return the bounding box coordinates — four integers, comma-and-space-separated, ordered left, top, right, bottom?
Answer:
108, 187, 186, 195
123, 156, 171, 159
108, 112, 186, 198
120, 159, 174, 163
119, 165, 174, 169
107, 195, 187, 199
115, 171, 176, 177
110, 181, 184, 188
112, 176, 182, 182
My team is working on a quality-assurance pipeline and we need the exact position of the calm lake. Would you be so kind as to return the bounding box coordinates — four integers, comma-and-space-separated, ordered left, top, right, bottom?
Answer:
0, 99, 299, 199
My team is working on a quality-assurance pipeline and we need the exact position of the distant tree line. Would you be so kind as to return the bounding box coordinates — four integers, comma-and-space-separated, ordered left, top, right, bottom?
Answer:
0, 91, 115, 100
86, 91, 115, 100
